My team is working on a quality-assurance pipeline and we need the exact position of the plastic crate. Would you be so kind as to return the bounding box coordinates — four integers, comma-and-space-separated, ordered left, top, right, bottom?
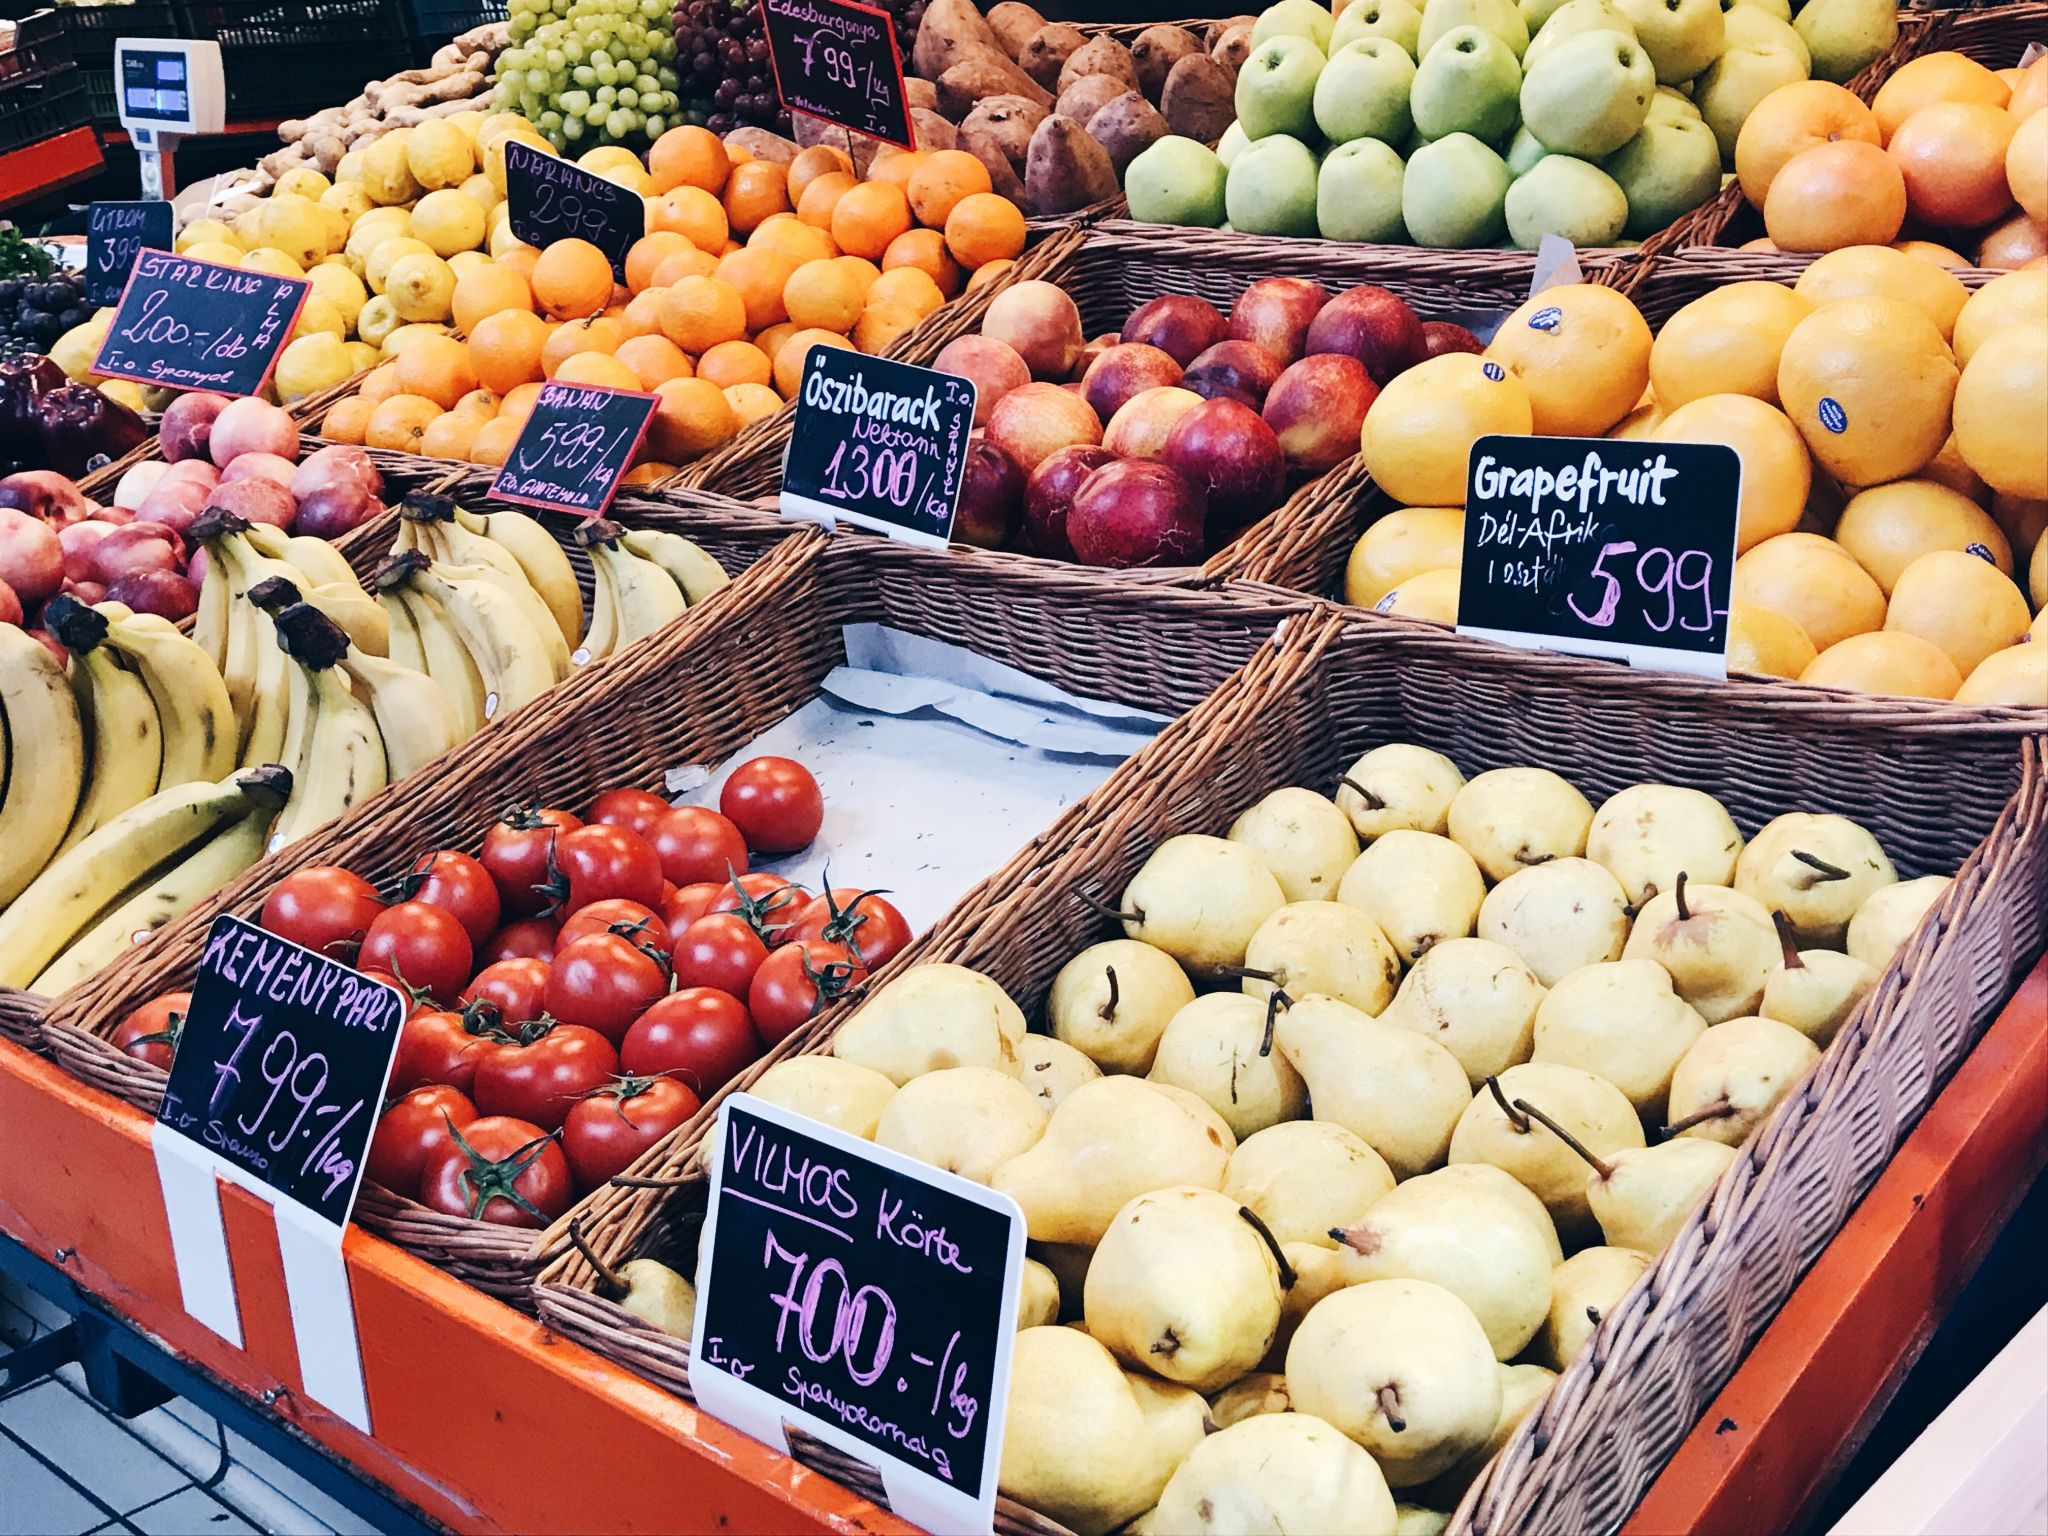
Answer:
0, 9, 73, 83
175, 0, 400, 48
402, 0, 500, 43
46, 1, 179, 121
210, 35, 410, 115
0, 59, 88, 151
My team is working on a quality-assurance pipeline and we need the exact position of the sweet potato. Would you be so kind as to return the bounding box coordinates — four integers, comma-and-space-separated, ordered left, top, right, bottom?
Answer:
1056, 35, 1139, 99
724, 126, 802, 165
957, 94, 1046, 201
1018, 23, 1087, 91
986, 1, 1048, 58
1131, 26, 1203, 101
1162, 53, 1236, 142
1087, 91, 1169, 174
1055, 73, 1132, 127
1207, 15, 1257, 46
937, 48, 1052, 119
1210, 23, 1255, 79
906, 76, 938, 111
913, 0, 1000, 81
911, 107, 958, 151
1024, 115, 1119, 216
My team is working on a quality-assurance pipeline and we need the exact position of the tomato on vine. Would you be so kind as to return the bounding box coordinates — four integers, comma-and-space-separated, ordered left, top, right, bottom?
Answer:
481, 805, 582, 915
783, 887, 912, 970
720, 757, 823, 855
391, 1000, 501, 1094
460, 957, 550, 1026
585, 787, 673, 841
749, 939, 865, 1046
260, 867, 384, 959
706, 871, 810, 942
359, 901, 474, 1005
543, 927, 672, 1044
113, 992, 190, 1071
647, 805, 750, 888
669, 912, 768, 1000
396, 850, 501, 948
471, 1019, 621, 1132
544, 823, 664, 915
561, 1075, 701, 1190
368, 1085, 477, 1200
620, 987, 760, 1096
416, 1116, 572, 1227
556, 898, 662, 951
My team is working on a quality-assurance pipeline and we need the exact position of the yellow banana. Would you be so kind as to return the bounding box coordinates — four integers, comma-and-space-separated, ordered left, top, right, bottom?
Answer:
98, 609, 237, 791
621, 528, 730, 605
193, 540, 231, 670
433, 561, 571, 681
0, 624, 87, 906
51, 629, 164, 861
402, 556, 556, 723
308, 582, 390, 657
579, 548, 619, 665
456, 503, 583, 652
373, 559, 485, 739
270, 606, 388, 847
214, 536, 295, 768
338, 646, 460, 780
581, 521, 687, 650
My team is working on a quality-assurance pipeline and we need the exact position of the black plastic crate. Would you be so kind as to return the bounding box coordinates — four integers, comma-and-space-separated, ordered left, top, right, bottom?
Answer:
0, 9, 74, 83
48, 2, 179, 121
402, 0, 500, 44
175, 0, 400, 48
211, 35, 410, 116
0, 59, 88, 151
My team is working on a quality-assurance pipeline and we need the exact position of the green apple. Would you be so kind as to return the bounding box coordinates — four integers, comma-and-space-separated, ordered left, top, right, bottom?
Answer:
1418, 0, 1530, 59
1254, 0, 1336, 51
1332, 0, 1424, 55
1226, 133, 1323, 235
1236, 34, 1327, 140
1318, 137, 1408, 240
1412, 24, 1523, 143
1525, 0, 1635, 72
1615, 0, 1724, 83
1603, 113, 1721, 236
1403, 132, 1511, 244
1505, 154, 1628, 247
1794, 0, 1895, 83
1315, 37, 1418, 142
1695, 35, 1805, 158
1126, 135, 1230, 226
1507, 123, 1553, 174
1218, 120, 1251, 167
1521, 29, 1656, 156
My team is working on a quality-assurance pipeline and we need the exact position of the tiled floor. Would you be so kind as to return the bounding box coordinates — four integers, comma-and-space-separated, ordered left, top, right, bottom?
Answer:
0, 1274, 377, 1536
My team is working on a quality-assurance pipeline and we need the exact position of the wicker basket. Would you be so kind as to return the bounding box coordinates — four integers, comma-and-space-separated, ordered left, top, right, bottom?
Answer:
535, 598, 2046, 1534
45, 535, 1306, 1300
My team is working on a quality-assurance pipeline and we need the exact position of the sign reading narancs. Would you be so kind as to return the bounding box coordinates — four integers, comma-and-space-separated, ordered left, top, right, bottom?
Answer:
92, 250, 308, 397
85, 200, 174, 307
691, 1093, 1025, 1536
504, 138, 644, 279
1455, 432, 1743, 678
758, 0, 915, 150
490, 379, 658, 516
781, 346, 976, 548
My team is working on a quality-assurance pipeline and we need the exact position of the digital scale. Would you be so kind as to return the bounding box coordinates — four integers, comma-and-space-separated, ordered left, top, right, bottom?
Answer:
112, 38, 225, 198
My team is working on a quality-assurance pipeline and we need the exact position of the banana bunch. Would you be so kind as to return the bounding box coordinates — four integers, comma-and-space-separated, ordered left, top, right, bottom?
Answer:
0, 764, 292, 996
0, 598, 240, 912
576, 517, 729, 664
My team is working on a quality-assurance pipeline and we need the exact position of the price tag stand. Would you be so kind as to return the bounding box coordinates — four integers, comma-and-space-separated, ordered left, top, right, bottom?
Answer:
758, 0, 915, 150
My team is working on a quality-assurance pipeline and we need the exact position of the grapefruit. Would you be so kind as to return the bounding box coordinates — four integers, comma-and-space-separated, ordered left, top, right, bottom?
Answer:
1776, 295, 1958, 487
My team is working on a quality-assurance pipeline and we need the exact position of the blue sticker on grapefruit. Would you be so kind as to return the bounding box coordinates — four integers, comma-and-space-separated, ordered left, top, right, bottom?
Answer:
1482, 361, 1506, 381
1528, 306, 1562, 331
1817, 397, 1848, 434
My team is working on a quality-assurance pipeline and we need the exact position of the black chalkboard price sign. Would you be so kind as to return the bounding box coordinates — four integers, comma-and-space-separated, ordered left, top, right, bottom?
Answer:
93, 250, 309, 398
86, 200, 174, 307
1455, 433, 1743, 678
504, 139, 644, 281
155, 915, 407, 1230
782, 346, 977, 548
758, 0, 915, 150
490, 379, 658, 516
692, 1094, 1025, 1535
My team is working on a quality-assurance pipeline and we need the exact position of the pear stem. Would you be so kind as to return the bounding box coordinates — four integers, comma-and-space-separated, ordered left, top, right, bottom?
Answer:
1259, 986, 1293, 1057
1076, 891, 1142, 924
1773, 911, 1805, 970
1791, 849, 1852, 884
1486, 1074, 1532, 1133
1513, 1097, 1614, 1182
1377, 1384, 1406, 1434
1660, 1098, 1736, 1140
566, 1218, 629, 1299
1673, 870, 1692, 922
1222, 965, 1277, 982
1099, 964, 1119, 1024
1340, 776, 1385, 812
1237, 1205, 1296, 1289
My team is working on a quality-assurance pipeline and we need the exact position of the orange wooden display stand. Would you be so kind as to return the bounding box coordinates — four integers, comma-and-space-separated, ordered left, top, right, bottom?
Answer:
1, 959, 2041, 1534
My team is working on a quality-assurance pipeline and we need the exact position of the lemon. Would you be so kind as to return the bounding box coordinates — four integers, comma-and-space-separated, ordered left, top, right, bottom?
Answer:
99, 378, 148, 412
357, 294, 401, 347
1952, 326, 2048, 501
291, 298, 347, 340
1884, 548, 2032, 677
343, 339, 379, 374
239, 246, 306, 279
1801, 632, 1962, 700
366, 237, 435, 296
1361, 354, 1534, 507
385, 253, 457, 324
1344, 507, 1465, 609
181, 240, 245, 267
1649, 281, 1812, 408
1776, 296, 1957, 488
1953, 268, 2048, 366
579, 145, 642, 176
445, 108, 487, 146
274, 167, 332, 201
231, 206, 265, 249
50, 315, 111, 382
255, 193, 326, 268
1378, 567, 1460, 624
447, 250, 491, 280
321, 181, 375, 228
488, 220, 532, 259
382, 321, 454, 357
362, 131, 422, 207
458, 172, 503, 213
1956, 643, 2048, 706
484, 126, 554, 197
1733, 532, 1886, 652
176, 217, 240, 253
411, 187, 489, 257
1834, 479, 2012, 594
345, 208, 413, 275
1485, 284, 1653, 436
1656, 394, 1810, 552
1726, 602, 1817, 679
336, 148, 365, 184
304, 263, 368, 333
274, 332, 355, 402
408, 119, 474, 191
1792, 245, 1968, 342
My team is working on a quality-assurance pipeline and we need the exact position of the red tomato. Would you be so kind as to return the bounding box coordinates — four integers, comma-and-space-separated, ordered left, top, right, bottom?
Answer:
748, 939, 865, 1046
547, 823, 664, 915
720, 757, 823, 854
481, 806, 582, 916
585, 787, 672, 840
785, 888, 913, 970
460, 957, 550, 1025
367, 1085, 476, 1200
399, 850, 501, 948
112, 992, 190, 1071
472, 1022, 620, 1131
391, 1004, 498, 1093
660, 882, 724, 949
260, 867, 384, 959
670, 912, 769, 999
561, 1076, 700, 1190
479, 916, 559, 965
707, 871, 811, 941
417, 1115, 572, 1227
543, 930, 672, 1043
647, 805, 750, 888
358, 901, 474, 1004
620, 988, 761, 1096
556, 898, 662, 951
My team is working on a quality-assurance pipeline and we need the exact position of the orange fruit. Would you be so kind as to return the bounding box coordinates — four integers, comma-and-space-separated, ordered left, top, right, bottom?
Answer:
1893, 239, 1972, 268
469, 414, 523, 466
716, 245, 797, 331
650, 246, 719, 287
531, 238, 615, 319
394, 334, 479, 409
966, 257, 1015, 292
723, 160, 792, 236
1777, 295, 1958, 487
1800, 632, 1962, 699
619, 285, 670, 339
499, 381, 546, 421
1888, 102, 2019, 229
696, 338, 772, 390
421, 410, 482, 461
864, 266, 945, 321
648, 375, 738, 461
831, 181, 913, 261
453, 387, 501, 419
723, 381, 784, 428
494, 244, 541, 286
750, 213, 836, 265
648, 125, 730, 196
1485, 283, 1651, 437
1764, 140, 1907, 252
783, 258, 865, 333
853, 301, 924, 354
2008, 108, 2048, 223
468, 308, 550, 393
945, 192, 1028, 269
626, 231, 695, 293
622, 461, 677, 487
796, 169, 859, 230
553, 351, 644, 391
1978, 211, 2048, 269
787, 144, 854, 204
908, 150, 992, 229
365, 393, 443, 452
773, 327, 853, 397
658, 275, 748, 353
1727, 602, 1818, 680
1834, 478, 2013, 594
357, 363, 403, 405
1885, 548, 2032, 677
867, 150, 928, 191
1791, 245, 1968, 341
1872, 52, 2011, 142
1735, 82, 1882, 209
614, 333, 695, 390
1657, 394, 1811, 553
451, 264, 535, 334
882, 227, 964, 296
833, 255, 881, 300
649, 186, 729, 252
541, 315, 625, 378
322, 395, 374, 443
754, 320, 799, 365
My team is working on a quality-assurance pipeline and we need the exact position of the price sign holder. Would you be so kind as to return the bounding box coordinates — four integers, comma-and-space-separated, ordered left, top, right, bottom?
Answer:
1455, 432, 1742, 679
758, 0, 915, 150
93, 250, 308, 398
504, 139, 644, 280
490, 379, 657, 516
86, 200, 174, 307
781, 346, 976, 548
691, 1094, 1026, 1535
150, 915, 407, 1432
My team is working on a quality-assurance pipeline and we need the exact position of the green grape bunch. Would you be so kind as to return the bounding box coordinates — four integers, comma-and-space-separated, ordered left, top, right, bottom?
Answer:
490, 0, 684, 150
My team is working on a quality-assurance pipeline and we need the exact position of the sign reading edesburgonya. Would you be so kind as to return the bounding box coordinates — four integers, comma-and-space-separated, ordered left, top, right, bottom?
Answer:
758, 0, 914, 149
1456, 432, 1742, 678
